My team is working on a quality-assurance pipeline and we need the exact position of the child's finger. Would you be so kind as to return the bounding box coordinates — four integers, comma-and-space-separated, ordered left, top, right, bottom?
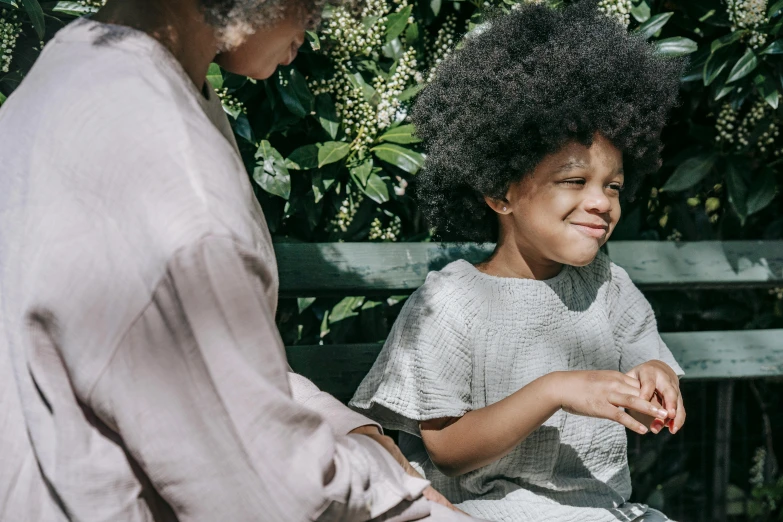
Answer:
657, 380, 680, 418
650, 418, 665, 434
609, 393, 668, 419
669, 395, 686, 434
638, 376, 656, 402
607, 406, 649, 435
622, 374, 641, 389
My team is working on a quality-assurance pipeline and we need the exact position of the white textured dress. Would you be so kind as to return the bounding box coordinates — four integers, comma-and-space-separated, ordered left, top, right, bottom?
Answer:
350, 254, 684, 522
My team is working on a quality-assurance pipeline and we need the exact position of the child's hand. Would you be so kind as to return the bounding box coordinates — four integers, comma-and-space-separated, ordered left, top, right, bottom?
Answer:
625, 360, 685, 434
630, 392, 667, 434
553, 370, 669, 435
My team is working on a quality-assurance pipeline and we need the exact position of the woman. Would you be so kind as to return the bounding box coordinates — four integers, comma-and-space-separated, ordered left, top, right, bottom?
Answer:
0, 0, 473, 520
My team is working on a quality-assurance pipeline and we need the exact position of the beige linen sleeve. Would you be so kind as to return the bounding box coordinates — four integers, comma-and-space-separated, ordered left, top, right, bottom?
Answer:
85, 235, 431, 522
289, 372, 383, 436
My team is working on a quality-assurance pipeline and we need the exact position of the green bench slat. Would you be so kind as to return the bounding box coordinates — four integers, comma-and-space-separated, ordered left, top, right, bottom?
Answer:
286, 329, 783, 402
275, 241, 783, 296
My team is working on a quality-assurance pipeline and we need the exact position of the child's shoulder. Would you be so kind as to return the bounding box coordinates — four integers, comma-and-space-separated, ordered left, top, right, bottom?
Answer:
412, 259, 480, 305
422, 258, 480, 287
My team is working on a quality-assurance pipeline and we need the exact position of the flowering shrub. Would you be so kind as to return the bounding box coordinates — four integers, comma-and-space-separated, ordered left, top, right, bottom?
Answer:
1, 1, 782, 518
1, 0, 781, 357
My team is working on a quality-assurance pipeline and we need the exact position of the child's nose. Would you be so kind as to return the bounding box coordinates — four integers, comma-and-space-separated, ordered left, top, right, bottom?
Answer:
583, 189, 612, 213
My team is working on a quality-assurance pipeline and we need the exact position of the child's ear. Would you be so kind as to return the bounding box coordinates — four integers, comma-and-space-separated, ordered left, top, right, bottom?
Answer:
484, 196, 511, 215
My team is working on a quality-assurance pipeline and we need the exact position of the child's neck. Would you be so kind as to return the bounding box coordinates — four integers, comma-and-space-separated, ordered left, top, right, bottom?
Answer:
477, 239, 564, 281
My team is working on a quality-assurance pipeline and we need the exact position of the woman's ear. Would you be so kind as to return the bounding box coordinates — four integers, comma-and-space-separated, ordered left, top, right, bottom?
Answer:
484, 195, 511, 215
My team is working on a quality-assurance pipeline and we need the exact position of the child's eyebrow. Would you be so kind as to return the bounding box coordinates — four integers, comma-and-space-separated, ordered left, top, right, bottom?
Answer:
553, 160, 588, 173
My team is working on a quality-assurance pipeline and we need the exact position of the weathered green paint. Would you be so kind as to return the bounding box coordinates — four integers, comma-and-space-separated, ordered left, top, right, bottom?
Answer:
275, 241, 783, 296
286, 329, 783, 402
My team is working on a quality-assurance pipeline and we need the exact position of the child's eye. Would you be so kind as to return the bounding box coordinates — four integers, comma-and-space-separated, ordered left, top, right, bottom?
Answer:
562, 179, 585, 186
608, 183, 625, 192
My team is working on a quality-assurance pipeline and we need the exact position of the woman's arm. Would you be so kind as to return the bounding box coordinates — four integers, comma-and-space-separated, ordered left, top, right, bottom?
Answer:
420, 370, 669, 477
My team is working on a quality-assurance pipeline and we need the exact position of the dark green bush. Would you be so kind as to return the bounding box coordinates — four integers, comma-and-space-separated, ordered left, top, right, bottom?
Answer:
2, 1, 781, 519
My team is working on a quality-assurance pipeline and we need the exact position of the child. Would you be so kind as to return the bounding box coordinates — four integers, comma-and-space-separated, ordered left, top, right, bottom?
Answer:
349, 3, 686, 521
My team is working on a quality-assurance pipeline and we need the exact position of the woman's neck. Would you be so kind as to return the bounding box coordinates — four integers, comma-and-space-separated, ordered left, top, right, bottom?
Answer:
93, 0, 219, 89
476, 233, 563, 281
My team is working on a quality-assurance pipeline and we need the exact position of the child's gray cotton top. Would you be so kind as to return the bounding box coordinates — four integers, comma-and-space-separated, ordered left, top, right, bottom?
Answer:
350, 252, 684, 522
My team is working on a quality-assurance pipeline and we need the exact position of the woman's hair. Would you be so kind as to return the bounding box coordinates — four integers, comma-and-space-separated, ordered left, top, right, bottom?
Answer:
198, 0, 327, 48
410, 1, 684, 242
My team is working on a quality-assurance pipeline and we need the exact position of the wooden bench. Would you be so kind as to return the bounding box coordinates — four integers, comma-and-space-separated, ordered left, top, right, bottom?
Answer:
277, 240, 783, 521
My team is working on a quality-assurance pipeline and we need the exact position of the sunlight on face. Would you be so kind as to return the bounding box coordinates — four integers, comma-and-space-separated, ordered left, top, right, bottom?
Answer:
215, 15, 306, 80
503, 133, 624, 267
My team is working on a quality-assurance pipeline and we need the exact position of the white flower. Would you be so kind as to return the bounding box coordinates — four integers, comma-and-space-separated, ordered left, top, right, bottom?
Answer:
0, 10, 22, 74
726, 0, 768, 48
596, 0, 632, 27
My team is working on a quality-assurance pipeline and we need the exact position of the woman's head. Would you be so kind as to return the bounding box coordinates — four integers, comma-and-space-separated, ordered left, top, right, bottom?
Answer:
202, 0, 325, 78
411, 1, 684, 249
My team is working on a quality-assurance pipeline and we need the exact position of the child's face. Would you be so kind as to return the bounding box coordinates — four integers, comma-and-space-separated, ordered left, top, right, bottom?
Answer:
501, 133, 624, 267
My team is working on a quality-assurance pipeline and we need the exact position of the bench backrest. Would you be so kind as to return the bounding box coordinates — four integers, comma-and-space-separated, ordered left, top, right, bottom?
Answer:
276, 241, 783, 402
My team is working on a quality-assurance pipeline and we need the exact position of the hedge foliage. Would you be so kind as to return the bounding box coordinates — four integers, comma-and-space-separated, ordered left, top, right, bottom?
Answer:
1, 0, 782, 517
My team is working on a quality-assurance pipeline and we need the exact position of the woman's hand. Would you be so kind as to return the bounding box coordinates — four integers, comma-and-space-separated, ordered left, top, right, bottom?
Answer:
348, 425, 464, 513
552, 370, 669, 435
625, 360, 685, 434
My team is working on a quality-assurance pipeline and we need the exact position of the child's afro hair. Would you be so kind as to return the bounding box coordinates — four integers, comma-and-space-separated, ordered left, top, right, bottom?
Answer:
410, 1, 684, 242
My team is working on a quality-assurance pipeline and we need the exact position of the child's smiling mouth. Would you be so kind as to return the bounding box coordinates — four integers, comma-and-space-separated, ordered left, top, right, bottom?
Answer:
571, 222, 609, 239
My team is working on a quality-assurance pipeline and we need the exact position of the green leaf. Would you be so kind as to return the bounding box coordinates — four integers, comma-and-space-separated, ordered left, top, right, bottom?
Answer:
329, 296, 364, 323
276, 67, 306, 119
727, 49, 758, 83
345, 71, 378, 103
232, 114, 253, 142
761, 39, 783, 54
297, 297, 316, 314
704, 46, 733, 86
371, 143, 424, 174
255, 140, 279, 160
771, 90, 783, 110
379, 124, 422, 144
286, 145, 319, 170
769, 0, 783, 17
711, 30, 747, 52
634, 12, 673, 40
631, 0, 651, 23
289, 67, 314, 110
52, 1, 98, 15
254, 140, 290, 199
746, 169, 778, 216
315, 94, 340, 140
399, 84, 424, 102
21, 0, 45, 40
253, 166, 291, 200
382, 37, 404, 61
405, 21, 420, 45
385, 5, 412, 43
724, 160, 748, 223
655, 37, 698, 57
755, 74, 779, 108
430, 0, 442, 17
661, 153, 717, 192
306, 30, 320, 51
0, 0, 18, 6
715, 83, 735, 100
0, 92, 6, 106
351, 160, 374, 187
206, 63, 223, 90
361, 173, 390, 204
317, 141, 351, 167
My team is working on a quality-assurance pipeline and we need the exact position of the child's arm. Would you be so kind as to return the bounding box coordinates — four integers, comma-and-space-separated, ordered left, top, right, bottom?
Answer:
419, 370, 669, 477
